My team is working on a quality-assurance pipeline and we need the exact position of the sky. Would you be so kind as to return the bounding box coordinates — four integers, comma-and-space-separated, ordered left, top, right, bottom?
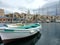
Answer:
0, 0, 58, 13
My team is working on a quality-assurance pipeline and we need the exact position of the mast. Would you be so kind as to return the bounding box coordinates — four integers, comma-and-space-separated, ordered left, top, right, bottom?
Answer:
58, 0, 60, 15
27, 9, 30, 23
56, 2, 57, 16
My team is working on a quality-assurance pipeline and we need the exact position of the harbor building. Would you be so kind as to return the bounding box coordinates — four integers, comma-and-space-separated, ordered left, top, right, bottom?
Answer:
5, 12, 24, 23
0, 16, 12, 23
0, 9, 60, 23
5, 13, 13, 23
0, 9, 9, 23
0, 9, 4, 16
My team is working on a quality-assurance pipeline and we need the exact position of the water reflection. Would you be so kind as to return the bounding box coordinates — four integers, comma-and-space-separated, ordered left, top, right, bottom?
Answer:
1, 23, 60, 45
36, 23, 60, 45
0, 32, 41, 45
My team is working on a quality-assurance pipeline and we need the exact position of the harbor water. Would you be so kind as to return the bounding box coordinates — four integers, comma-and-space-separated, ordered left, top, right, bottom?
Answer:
0, 23, 60, 45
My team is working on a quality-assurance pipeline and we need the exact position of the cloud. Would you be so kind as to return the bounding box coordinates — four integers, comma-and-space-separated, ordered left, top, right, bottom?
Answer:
0, 0, 51, 13
25, 0, 47, 9
0, 0, 47, 9
44, 0, 59, 3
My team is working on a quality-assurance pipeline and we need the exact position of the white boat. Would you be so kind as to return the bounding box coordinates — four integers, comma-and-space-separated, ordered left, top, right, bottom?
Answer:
4, 23, 23, 27
0, 23, 42, 44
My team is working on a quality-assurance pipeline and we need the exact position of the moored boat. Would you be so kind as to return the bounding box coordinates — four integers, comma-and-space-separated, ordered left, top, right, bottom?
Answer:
0, 23, 42, 44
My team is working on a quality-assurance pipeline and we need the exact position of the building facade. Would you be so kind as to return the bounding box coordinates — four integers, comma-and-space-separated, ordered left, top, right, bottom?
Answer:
0, 9, 4, 16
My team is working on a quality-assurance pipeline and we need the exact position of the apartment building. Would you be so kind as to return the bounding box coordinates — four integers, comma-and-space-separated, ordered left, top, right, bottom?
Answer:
0, 9, 4, 16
